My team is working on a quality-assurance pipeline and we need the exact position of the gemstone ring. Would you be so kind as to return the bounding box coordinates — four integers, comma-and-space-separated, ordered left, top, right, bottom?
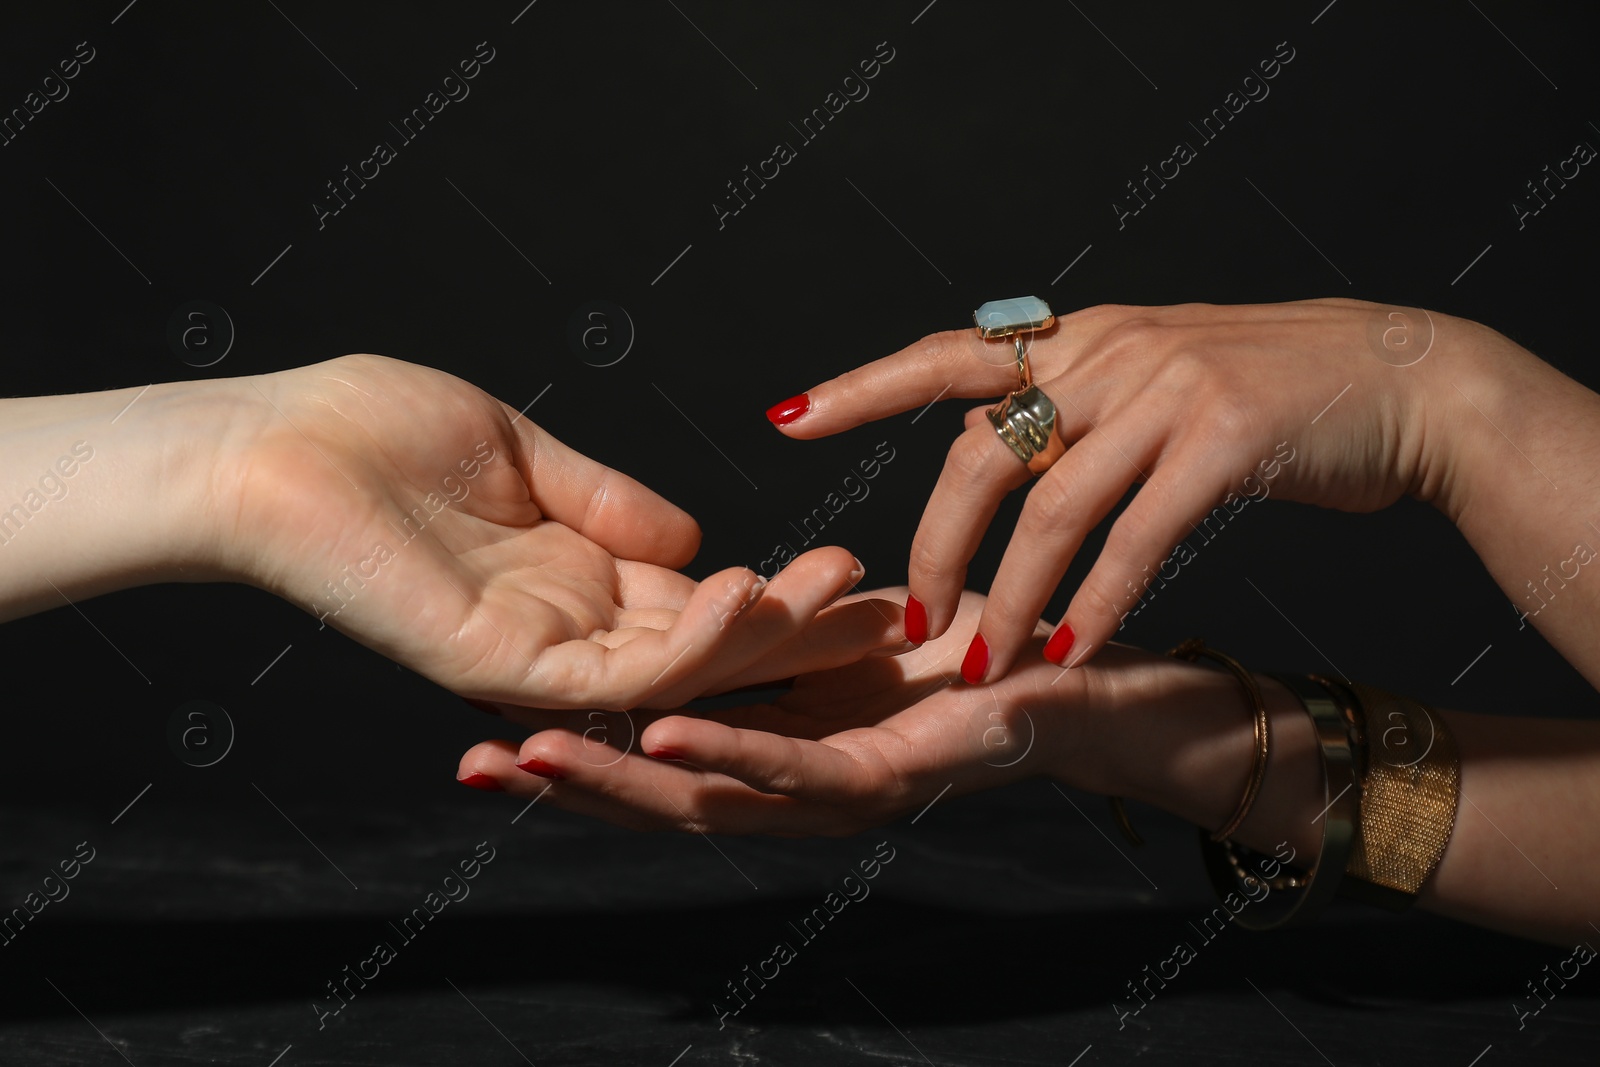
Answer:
975, 296, 1066, 475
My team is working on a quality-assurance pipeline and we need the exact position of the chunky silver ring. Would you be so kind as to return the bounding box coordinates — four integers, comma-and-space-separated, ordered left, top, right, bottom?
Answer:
975, 296, 1065, 475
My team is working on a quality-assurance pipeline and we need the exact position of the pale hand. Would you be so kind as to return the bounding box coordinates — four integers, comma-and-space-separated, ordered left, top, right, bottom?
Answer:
201, 354, 908, 709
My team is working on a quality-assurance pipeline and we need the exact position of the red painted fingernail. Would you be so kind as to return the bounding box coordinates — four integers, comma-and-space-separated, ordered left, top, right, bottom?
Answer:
1044, 622, 1076, 666
648, 748, 685, 762
515, 757, 565, 780
765, 394, 810, 426
904, 594, 927, 645
458, 772, 503, 792
463, 698, 500, 716
960, 632, 990, 685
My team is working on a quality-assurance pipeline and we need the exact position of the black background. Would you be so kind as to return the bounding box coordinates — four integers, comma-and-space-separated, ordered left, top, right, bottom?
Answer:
1, 1, 1597, 1063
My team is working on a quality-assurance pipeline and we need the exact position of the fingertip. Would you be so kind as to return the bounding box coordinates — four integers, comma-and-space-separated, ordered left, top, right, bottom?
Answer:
456, 748, 507, 790
904, 594, 927, 645
517, 730, 580, 779
682, 565, 769, 643
1043, 620, 1076, 666
1065, 630, 1102, 670
960, 632, 990, 685
459, 739, 518, 778
922, 596, 961, 642
641, 716, 713, 764
983, 637, 1024, 683
785, 543, 857, 575
765, 393, 811, 428
1048, 618, 1102, 672
515, 755, 566, 779
660, 511, 703, 569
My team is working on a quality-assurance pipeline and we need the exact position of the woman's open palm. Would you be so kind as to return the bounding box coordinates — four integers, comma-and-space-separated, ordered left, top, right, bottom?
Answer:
207, 354, 906, 710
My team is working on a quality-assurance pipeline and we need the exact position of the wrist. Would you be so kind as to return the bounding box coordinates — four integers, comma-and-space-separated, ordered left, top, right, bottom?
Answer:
0, 376, 260, 618
1113, 660, 1260, 829
1411, 313, 1535, 520
140, 375, 275, 585
1052, 655, 1248, 815
1059, 656, 1321, 858
1226, 676, 1323, 860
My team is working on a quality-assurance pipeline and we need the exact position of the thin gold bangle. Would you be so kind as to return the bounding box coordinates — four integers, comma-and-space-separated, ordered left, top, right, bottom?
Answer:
1107, 637, 1271, 846
1198, 672, 1357, 930
1171, 638, 1270, 842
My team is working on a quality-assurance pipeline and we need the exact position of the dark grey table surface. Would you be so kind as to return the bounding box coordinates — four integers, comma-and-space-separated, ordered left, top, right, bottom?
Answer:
0, 783, 1592, 1066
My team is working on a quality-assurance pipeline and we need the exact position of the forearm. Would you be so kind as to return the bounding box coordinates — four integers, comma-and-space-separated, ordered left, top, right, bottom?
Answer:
1419, 710, 1600, 943
0, 380, 238, 620
1422, 316, 1600, 686
1079, 667, 1600, 943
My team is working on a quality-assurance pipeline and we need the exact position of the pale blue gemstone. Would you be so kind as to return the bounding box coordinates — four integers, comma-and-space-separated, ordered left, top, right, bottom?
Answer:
973, 295, 1054, 338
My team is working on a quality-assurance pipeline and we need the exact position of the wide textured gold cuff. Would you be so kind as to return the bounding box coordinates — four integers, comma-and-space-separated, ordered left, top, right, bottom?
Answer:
1330, 679, 1460, 906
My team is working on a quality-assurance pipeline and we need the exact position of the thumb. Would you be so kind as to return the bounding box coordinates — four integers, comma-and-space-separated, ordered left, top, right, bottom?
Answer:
504, 412, 701, 568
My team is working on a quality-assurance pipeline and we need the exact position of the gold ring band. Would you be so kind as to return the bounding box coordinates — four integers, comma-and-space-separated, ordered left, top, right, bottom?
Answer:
987, 385, 1066, 475
974, 296, 1062, 475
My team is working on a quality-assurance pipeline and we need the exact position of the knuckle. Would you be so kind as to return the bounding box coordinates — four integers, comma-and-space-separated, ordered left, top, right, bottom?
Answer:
854, 736, 914, 812
984, 584, 1049, 632
1201, 388, 1257, 443
1072, 578, 1124, 627
917, 329, 970, 371
944, 432, 998, 483
670, 799, 711, 835
1075, 302, 1137, 330
1153, 343, 1211, 389
907, 538, 959, 588
581, 468, 618, 533
1101, 315, 1165, 358
1021, 473, 1076, 528
1104, 506, 1159, 566
761, 759, 806, 797
733, 732, 799, 796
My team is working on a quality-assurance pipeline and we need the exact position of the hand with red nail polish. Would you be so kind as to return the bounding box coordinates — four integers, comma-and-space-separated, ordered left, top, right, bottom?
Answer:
455, 590, 1196, 840
460, 584, 1600, 943
758, 300, 1600, 696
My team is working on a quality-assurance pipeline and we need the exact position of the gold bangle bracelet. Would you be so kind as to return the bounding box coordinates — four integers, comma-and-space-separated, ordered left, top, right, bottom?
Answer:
1108, 644, 1459, 928
1171, 638, 1270, 842
1107, 638, 1269, 847
1198, 672, 1358, 931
